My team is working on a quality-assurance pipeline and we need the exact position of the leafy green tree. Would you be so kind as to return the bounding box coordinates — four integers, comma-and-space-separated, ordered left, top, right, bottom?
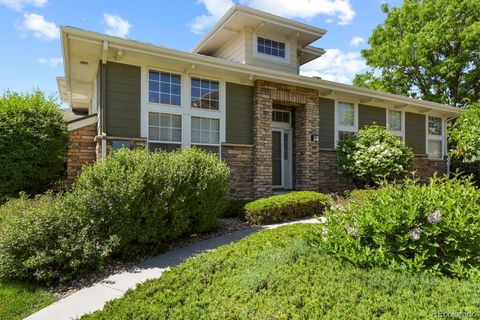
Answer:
354, 0, 480, 107
0, 90, 68, 201
449, 102, 480, 160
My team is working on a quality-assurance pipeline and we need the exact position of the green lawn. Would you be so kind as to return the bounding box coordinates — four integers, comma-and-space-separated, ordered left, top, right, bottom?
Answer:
0, 282, 55, 320
83, 224, 480, 319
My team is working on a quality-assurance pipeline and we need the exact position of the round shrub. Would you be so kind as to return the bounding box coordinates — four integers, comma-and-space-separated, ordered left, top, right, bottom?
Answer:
0, 91, 68, 201
311, 175, 480, 279
70, 147, 230, 257
0, 148, 230, 282
337, 125, 414, 187
244, 191, 333, 225
0, 194, 117, 282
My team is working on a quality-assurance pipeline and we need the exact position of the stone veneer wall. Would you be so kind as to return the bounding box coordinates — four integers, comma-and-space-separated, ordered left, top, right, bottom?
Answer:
253, 80, 320, 198
414, 155, 448, 180
318, 149, 355, 193
221, 144, 254, 199
66, 123, 97, 184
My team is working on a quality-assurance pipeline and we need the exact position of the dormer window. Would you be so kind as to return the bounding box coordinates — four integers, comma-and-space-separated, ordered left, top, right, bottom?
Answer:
257, 37, 286, 58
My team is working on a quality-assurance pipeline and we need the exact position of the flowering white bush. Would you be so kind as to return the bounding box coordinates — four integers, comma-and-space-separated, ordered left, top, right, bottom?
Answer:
337, 125, 414, 187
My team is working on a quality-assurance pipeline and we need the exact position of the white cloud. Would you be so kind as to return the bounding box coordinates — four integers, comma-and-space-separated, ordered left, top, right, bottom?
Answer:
349, 36, 365, 47
20, 13, 59, 40
37, 57, 63, 67
191, 0, 356, 33
103, 13, 131, 38
190, 0, 233, 34
300, 48, 367, 84
0, 0, 47, 11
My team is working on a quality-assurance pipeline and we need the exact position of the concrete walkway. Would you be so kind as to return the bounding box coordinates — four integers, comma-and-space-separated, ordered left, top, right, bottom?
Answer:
26, 218, 318, 320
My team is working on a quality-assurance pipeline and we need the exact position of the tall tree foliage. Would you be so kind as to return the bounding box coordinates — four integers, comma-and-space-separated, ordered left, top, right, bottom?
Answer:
0, 91, 68, 201
353, 0, 480, 107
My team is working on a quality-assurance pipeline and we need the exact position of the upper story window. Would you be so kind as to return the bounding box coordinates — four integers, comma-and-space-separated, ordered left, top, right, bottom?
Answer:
336, 101, 358, 144
149, 70, 181, 106
427, 116, 443, 159
257, 37, 286, 58
191, 77, 219, 110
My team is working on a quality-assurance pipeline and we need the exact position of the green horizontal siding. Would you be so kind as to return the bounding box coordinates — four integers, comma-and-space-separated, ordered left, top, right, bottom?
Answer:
319, 98, 335, 149
359, 104, 386, 129
405, 112, 426, 154
226, 83, 254, 144
105, 62, 141, 138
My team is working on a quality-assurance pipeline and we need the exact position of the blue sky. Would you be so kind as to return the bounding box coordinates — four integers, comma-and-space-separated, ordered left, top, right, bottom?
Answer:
0, 0, 402, 99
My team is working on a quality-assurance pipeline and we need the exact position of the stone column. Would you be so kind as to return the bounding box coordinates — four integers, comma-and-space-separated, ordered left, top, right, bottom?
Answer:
295, 95, 321, 190
253, 81, 273, 198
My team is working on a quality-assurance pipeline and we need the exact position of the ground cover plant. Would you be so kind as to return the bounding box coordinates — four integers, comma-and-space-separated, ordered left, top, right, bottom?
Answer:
0, 148, 230, 283
0, 91, 68, 203
337, 125, 414, 187
244, 191, 333, 224
0, 281, 55, 320
312, 175, 480, 279
82, 223, 480, 319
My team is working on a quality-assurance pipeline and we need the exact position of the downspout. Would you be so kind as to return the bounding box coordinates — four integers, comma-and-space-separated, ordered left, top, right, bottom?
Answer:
101, 40, 108, 159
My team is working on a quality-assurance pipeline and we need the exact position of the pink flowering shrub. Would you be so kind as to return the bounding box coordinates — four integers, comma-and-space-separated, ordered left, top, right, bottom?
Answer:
310, 175, 480, 279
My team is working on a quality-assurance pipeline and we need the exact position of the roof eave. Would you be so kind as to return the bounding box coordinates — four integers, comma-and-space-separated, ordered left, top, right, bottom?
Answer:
192, 4, 327, 54
61, 27, 460, 115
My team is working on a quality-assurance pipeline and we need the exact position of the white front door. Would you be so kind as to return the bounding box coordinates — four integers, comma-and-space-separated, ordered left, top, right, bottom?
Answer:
272, 126, 293, 189
272, 129, 284, 188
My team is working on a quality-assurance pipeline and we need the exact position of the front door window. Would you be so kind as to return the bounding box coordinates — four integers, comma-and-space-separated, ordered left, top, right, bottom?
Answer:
272, 130, 283, 187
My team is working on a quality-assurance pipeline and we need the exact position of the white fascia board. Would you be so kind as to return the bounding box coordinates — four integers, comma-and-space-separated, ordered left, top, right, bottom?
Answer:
67, 115, 98, 131
61, 27, 460, 115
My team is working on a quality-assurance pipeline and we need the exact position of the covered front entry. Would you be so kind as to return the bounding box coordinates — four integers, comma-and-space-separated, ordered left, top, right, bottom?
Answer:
253, 80, 320, 198
272, 110, 293, 189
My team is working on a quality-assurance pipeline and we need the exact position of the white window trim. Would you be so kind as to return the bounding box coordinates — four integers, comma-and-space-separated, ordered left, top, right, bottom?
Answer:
386, 108, 405, 140
334, 100, 358, 147
140, 66, 226, 150
147, 112, 182, 145
253, 32, 290, 64
147, 68, 183, 108
191, 116, 221, 147
426, 115, 445, 160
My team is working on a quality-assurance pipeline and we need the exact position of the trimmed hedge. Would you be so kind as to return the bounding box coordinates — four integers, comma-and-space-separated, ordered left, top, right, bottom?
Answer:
0, 91, 68, 202
0, 148, 230, 282
244, 191, 333, 224
83, 224, 480, 320
222, 199, 251, 219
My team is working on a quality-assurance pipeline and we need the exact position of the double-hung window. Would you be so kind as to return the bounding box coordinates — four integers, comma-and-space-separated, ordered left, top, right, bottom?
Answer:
257, 36, 286, 59
148, 112, 182, 151
387, 109, 404, 140
191, 116, 220, 154
191, 77, 219, 110
336, 101, 357, 144
427, 116, 444, 159
148, 71, 181, 106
